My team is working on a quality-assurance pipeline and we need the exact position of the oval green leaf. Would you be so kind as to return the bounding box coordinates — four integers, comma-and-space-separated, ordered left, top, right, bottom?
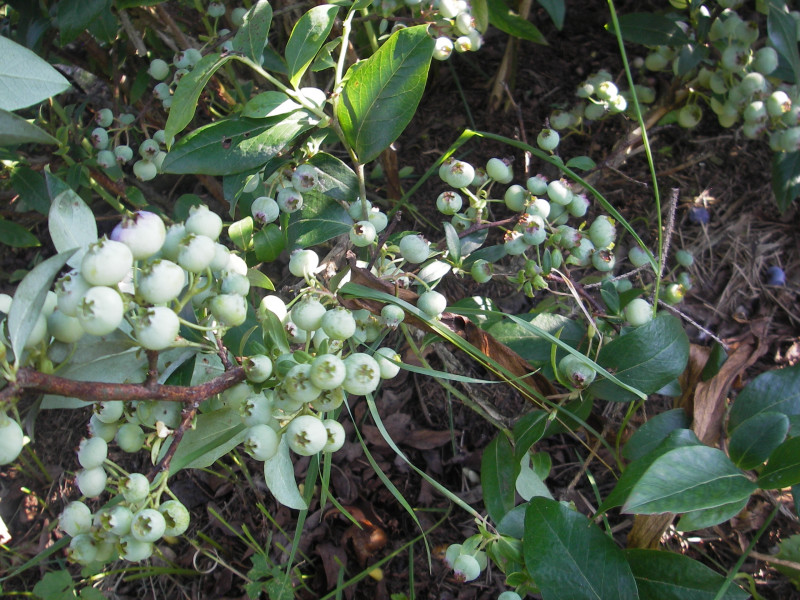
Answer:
0, 218, 40, 248
336, 25, 434, 164
588, 313, 689, 402
728, 411, 789, 470
285, 4, 338, 88
758, 436, 800, 490
286, 190, 352, 249
48, 188, 98, 267
232, 0, 273, 63
613, 13, 690, 46
728, 363, 800, 432
264, 436, 308, 510
0, 109, 59, 146
0, 36, 70, 111
623, 446, 755, 515
622, 408, 690, 462
481, 434, 519, 523
524, 497, 639, 600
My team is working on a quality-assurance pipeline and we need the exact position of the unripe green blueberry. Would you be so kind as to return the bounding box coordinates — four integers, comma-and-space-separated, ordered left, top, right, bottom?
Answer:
159, 500, 190, 536
77, 436, 108, 469
139, 139, 159, 160
207, 2, 225, 17
82, 238, 133, 286
287, 414, 328, 456
678, 271, 693, 290
350, 220, 377, 247
645, 51, 669, 71
348, 198, 372, 220
88, 413, 118, 442
526, 174, 548, 195
67, 533, 98, 564
209, 293, 247, 327
498, 593, 522, 600
624, 298, 653, 326
399, 234, 430, 263
148, 58, 170, 80
131, 508, 166, 542
608, 94, 628, 113
433, 37, 454, 60
289, 249, 319, 278
721, 44, 749, 72
309, 354, 347, 390
485, 157, 513, 184
240, 392, 274, 426
244, 354, 273, 383
678, 104, 702, 128
120, 535, 154, 562
59, 501, 93, 537
663, 282, 686, 304
628, 246, 650, 268
76, 466, 107, 498
96, 149, 116, 169
91, 127, 109, 150
116, 423, 146, 453
77, 286, 124, 337
244, 423, 280, 461
592, 248, 616, 272
583, 101, 608, 121
470, 259, 493, 283
185, 205, 223, 241
212, 244, 234, 273
276, 187, 304, 213
527, 197, 550, 221
443, 160, 475, 188
47, 309, 85, 343
588, 216, 616, 249
452, 553, 481, 582
546, 179, 571, 206
368, 208, 388, 233
374, 347, 401, 379
504, 184, 527, 212
566, 237, 595, 267
178, 233, 216, 273
321, 307, 357, 340
343, 353, 381, 395
111, 211, 167, 260
417, 290, 447, 318
120, 472, 150, 503
137, 259, 185, 305
550, 109, 574, 130
153, 82, 171, 101
767, 91, 792, 118
502, 230, 527, 255
753, 46, 778, 75
136, 306, 180, 350
558, 354, 597, 390
311, 387, 345, 412
283, 363, 322, 403
780, 127, 800, 152
675, 249, 694, 267
133, 159, 157, 181
536, 128, 560, 151
251, 196, 280, 225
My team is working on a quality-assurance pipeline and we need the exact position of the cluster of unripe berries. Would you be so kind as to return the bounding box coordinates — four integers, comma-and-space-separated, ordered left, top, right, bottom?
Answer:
644, 4, 800, 144
91, 109, 170, 182
428, 0, 484, 60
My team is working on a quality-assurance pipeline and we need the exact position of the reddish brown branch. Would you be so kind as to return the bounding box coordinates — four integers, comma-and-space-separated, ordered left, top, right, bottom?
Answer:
1, 366, 246, 405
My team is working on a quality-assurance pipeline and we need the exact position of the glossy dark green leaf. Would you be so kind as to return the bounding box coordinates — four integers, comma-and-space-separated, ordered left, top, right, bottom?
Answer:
487, 0, 548, 45
613, 13, 690, 46
675, 43, 708, 77
700, 342, 727, 381
232, 0, 273, 63
86, 4, 117, 44
601, 429, 701, 513
287, 190, 352, 248
57, 0, 107, 43
772, 150, 800, 212
600, 280, 620, 314
537, 0, 565, 30
513, 410, 549, 459
471, 0, 489, 32
444, 222, 461, 263
242, 91, 301, 119
758, 436, 800, 490
10, 165, 49, 214
728, 412, 789, 470
164, 52, 233, 144
165, 409, 246, 471
524, 497, 638, 600
336, 25, 434, 164
728, 363, 800, 432
0, 218, 40, 247
0, 109, 59, 145
623, 408, 690, 462
626, 549, 749, 600
588, 313, 689, 402
307, 152, 359, 201
162, 115, 313, 176
254, 223, 285, 263
769, 5, 800, 84
229, 217, 254, 251
623, 446, 755, 516
497, 503, 526, 538
565, 155, 595, 171
482, 434, 519, 523
285, 4, 338, 88
676, 496, 750, 531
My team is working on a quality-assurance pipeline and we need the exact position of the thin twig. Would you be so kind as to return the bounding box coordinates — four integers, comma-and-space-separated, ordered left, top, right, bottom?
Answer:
660, 188, 680, 280
657, 300, 728, 349
118, 9, 148, 57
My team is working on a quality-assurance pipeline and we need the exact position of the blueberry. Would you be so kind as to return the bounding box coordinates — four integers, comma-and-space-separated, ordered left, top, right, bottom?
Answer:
688, 206, 709, 225
765, 266, 786, 286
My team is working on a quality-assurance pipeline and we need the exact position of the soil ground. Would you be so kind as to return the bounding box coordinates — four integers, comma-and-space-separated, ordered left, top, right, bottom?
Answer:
1, 1, 799, 599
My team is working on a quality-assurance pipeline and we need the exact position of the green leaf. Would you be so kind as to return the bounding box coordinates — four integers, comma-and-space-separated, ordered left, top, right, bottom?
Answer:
232, 0, 273, 63
264, 436, 308, 509
0, 35, 71, 111
168, 409, 248, 472
336, 25, 434, 164
588, 313, 689, 402
32, 569, 75, 600
728, 412, 789, 470
287, 190, 352, 248
516, 453, 553, 500
497, 503, 526, 538
700, 342, 727, 381
625, 549, 749, 600
613, 13, 689, 46
471, 0, 489, 32
565, 155, 596, 171
162, 115, 313, 176
10, 165, 50, 214
481, 434, 519, 523
254, 223, 285, 262
307, 152, 359, 201
676, 496, 749, 531
48, 189, 98, 268
513, 410, 549, 459
0, 109, 59, 145
0, 218, 40, 248
487, 312, 585, 365
242, 91, 301, 119
523, 497, 639, 600
247, 268, 274, 291
8, 250, 75, 359
600, 280, 620, 314
769, 5, 800, 85
285, 5, 338, 88
728, 363, 800, 432
537, 0, 565, 30
674, 43, 708, 77
771, 150, 800, 212
487, 0, 548, 45
164, 52, 233, 145
623, 408, 690, 462
443, 222, 461, 263
57, 0, 107, 44
622, 446, 755, 516
601, 428, 701, 513
758, 436, 800, 490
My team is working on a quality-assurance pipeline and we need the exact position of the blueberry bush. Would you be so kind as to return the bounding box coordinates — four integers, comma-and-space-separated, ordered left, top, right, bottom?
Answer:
0, 0, 799, 598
